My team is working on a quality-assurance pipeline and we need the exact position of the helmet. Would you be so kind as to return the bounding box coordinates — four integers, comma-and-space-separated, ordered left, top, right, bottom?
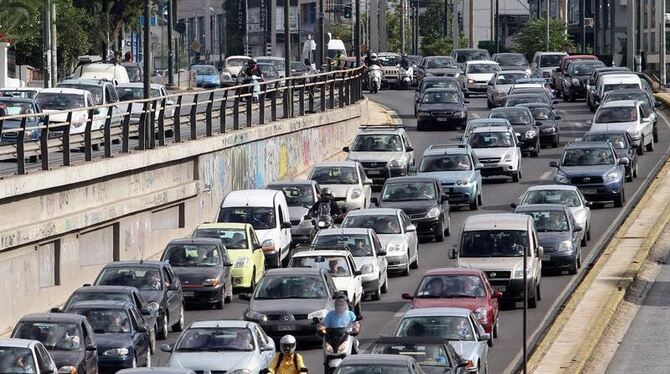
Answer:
370, 53, 378, 61
280, 334, 297, 354
401, 53, 407, 58
321, 187, 333, 200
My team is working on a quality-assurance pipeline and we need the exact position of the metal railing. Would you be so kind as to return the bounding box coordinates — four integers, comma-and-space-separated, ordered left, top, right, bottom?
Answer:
0, 67, 365, 176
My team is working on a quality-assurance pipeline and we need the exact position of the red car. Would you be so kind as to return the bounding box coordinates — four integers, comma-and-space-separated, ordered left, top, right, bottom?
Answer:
402, 267, 501, 341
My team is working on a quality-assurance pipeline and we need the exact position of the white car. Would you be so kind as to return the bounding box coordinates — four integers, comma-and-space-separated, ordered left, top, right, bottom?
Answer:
0, 338, 58, 374
589, 100, 656, 154
466, 126, 523, 182
312, 228, 389, 301
308, 161, 373, 211
288, 249, 364, 314
162, 320, 275, 373
461, 60, 501, 97
342, 208, 418, 276
35, 88, 104, 135
220, 55, 253, 86
117, 83, 174, 121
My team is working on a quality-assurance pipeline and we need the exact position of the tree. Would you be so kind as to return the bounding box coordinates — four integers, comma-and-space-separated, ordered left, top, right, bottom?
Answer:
512, 18, 575, 60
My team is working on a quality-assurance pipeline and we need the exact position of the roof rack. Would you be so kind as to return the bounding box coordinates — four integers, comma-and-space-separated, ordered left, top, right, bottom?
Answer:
427, 143, 467, 150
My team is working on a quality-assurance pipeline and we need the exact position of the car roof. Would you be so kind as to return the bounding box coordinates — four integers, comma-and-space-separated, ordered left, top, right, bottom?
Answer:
565, 141, 612, 149
68, 300, 134, 310
59, 79, 112, 86
357, 127, 405, 135
423, 87, 461, 93
584, 129, 629, 136
603, 88, 648, 95
563, 55, 597, 60
402, 307, 473, 318
385, 176, 438, 184
517, 103, 552, 109
515, 204, 568, 212
18, 313, 87, 324
526, 184, 579, 192
188, 320, 252, 329
292, 250, 352, 258
464, 213, 531, 231
317, 227, 372, 236
264, 267, 324, 276
600, 74, 640, 83
195, 222, 251, 230
424, 267, 483, 276
166, 238, 223, 246
103, 260, 164, 269
422, 144, 470, 156
345, 208, 401, 216
599, 99, 640, 108
117, 83, 165, 90
72, 285, 138, 294
0, 339, 38, 348
341, 354, 415, 365
117, 369, 196, 374
471, 126, 513, 133
468, 118, 511, 124
256, 56, 283, 60
491, 106, 532, 113
495, 70, 527, 75
466, 60, 497, 65
421, 76, 458, 82
38, 87, 89, 95
314, 160, 359, 168
372, 336, 454, 346
222, 189, 284, 207
537, 51, 567, 56
0, 96, 37, 103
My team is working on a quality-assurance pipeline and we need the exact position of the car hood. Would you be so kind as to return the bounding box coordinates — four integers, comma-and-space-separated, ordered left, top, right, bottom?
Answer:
471, 147, 512, 159
254, 228, 280, 243
376, 233, 403, 248
379, 200, 436, 216
288, 206, 310, 221
172, 266, 221, 286
559, 165, 617, 176
500, 65, 529, 71
49, 350, 82, 368
319, 185, 353, 199
416, 103, 465, 111
448, 341, 480, 362
493, 84, 514, 93
226, 66, 244, 76
418, 170, 474, 184
197, 74, 220, 81
458, 256, 524, 272
537, 231, 572, 251
138, 290, 164, 304
537, 120, 557, 130
351, 256, 376, 270
43, 110, 87, 124
249, 298, 329, 314
94, 333, 133, 352
411, 297, 488, 311
591, 121, 637, 131
512, 124, 534, 133
332, 277, 356, 293
347, 151, 405, 163
466, 73, 495, 81
168, 351, 253, 370
426, 68, 460, 76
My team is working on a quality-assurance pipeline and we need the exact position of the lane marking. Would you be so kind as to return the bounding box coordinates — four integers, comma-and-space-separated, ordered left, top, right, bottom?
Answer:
574, 122, 583, 128
540, 171, 553, 180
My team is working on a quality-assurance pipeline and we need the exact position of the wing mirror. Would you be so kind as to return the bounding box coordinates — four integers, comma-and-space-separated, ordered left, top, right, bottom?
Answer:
354, 270, 362, 276
401, 293, 414, 300
441, 194, 449, 203
370, 197, 380, 207
555, 115, 562, 120
406, 224, 417, 232
474, 163, 483, 170
492, 291, 503, 298
406, 146, 414, 152
167, 283, 179, 291
363, 178, 373, 185
586, 120, 593, 125
585, 201, 594, 207
281, 221, 293, 229
50, 307, 63, 313
449, 247, 458, 260
655, 101, 661, 108
464, 99, 470, 104
377, 249, 387, 256
85, 344, 97, 351
574, 225, 583, 232
239, 293, 252, 301
408, 165, 417, 173
480, 333, 492, 342
510, 202, 518, 208
618, 157, 630, 166
224, 262, 233, 267
160, 344, 173, 352
343, 146, 350, 152
549, 161, 559, 168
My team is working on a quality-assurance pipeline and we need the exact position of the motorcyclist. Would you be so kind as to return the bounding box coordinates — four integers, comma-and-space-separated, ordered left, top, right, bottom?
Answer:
266, 335, 307, 374
364, 50, 373, 67
368, 53, 380, 67
399, 53, 411, 70
318, 296, 361, 353
308, 187, 342, 218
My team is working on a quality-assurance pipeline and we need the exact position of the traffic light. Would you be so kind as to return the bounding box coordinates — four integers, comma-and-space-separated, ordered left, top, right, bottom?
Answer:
344, 5, 352, 18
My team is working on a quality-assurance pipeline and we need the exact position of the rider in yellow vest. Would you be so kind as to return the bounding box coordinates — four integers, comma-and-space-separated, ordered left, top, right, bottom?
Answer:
266, 335, 307, 374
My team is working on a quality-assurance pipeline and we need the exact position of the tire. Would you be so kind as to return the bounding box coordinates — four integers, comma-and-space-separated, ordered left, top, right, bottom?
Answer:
478, 193, 483, 206
531, 148, 539, 157
354, 301, 362, 317
372, 282, 382, 301
250, 269, 257, 292
417, 120, 424, 131
410, 249, 419, 269
402, 252, 410, 276
568, 258, 579, 275
488, 336, 494, 347
145, 349, 151, 367
470, 198, 478, 210
171, 304, 185, 332
381, 275, 389, 294
626, 167, 633, 182
586, 226, 591, 241
637, 137, 645, 155
536, 282, 542, 301
493, 319, 499, 339
216, 289, 225, 310
225, 284, 233, 304
487, 99, 493, 109
528, 282, 538, 309
633, 163, 639, 178
614, 189, 625, 208
149, 328, 156, 354
157, 314, 168, 340
569, 94, 576, 102
435, 221, 445, 242
646, 136, 654, 152
552, 135, 559, 148
512, 171, 520, 182
654, 125, 659, 143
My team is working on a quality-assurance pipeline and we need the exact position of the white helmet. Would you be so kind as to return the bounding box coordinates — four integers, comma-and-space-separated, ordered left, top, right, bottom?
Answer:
280, 334, 297, 354
370, 53, 378, 61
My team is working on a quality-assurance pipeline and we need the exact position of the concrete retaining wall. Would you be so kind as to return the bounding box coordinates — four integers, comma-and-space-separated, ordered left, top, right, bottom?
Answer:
0, 100, 367, 335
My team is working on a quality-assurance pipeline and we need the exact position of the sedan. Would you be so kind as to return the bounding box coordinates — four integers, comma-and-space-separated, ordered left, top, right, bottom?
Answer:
583, 130, 639, 182
368, 337, 469, 374
192, 65, 220, 88
589, 100, 656, 154
492, 52, 530, 72
415, 77, 462, 113
486, 70, 528, 108
308, 161, 373, 211
504, 93, 553, 107
415, 88, 469, 131
0, 339, 58, 374
560, 60, 605, 101
0, 97, 42, 144
415, 56, 460, 83
161, 320, 275, 373
335, 355, 424, 374
489, 106, 540, 157
517, 103, 561, 148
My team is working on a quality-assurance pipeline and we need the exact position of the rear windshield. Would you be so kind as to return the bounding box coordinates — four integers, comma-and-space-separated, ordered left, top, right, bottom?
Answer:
460, 230, 529, 257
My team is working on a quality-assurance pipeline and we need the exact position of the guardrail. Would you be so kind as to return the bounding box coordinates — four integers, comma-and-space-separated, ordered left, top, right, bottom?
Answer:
0, 67, 365, 176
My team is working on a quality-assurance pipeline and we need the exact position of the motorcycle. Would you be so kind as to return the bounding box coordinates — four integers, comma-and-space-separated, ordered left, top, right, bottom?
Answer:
368, 65, 382, 94
314, 318, 359, 374
397, 66, 413, 90
304, 203, 342, 231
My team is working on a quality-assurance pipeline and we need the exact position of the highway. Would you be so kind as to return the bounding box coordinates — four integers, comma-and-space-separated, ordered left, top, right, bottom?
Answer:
151, 90, 670, 373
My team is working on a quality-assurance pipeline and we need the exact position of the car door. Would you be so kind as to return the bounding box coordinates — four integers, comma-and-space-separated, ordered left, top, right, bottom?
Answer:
641, 103, 655, 138
35, 343, 56, 374
532, 227, 542, 279
356, 163, 372, 203
253, 325, 274, 368
371, 231, 387, 282
277, 203, 292, 254
219, 245, 233, 290
81, 320, 98, 373
400, 212, 418, 261
249, 227, 265, 279
567, 209, 582, 247
129, 307, 149, 360
437, 181, 449, 227
348, 254, 363, 302
402, 133, 415, 166
469, 314, 489, 364
162, 266, 181, 322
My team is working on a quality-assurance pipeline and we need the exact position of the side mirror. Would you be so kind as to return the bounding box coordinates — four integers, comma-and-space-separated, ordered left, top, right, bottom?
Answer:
585, 201, 594, 207
261, 344, 275, 352
363, 179, 373, 185
618, 157, 630, 166
586, 120, 593, 125
492, 291, 503, 298
510, 202, 518, 208
312, 317, 321, 324
449, 248, 458, 260
474, 163, 483, 170
343, 146, 350, 152
50, 307, 63, 313
552, 99, 559, 104
401, 292, 414, 300
136, 324, 147, 333
224, 262, 233, 267
160, 344, 173, 352
480, 333, 492, 342
254, 243, 263, 250
406, 146, 414, 152
299, 368, 308, 373
354, 270, 362, 276
167, 283, 179, 291
537, 246, 544, 258
574, 225, 583, 232
93, 108, 101, 115
140, 307, 151, 315
281, 221, 293, 229
464, 99, 470, 103
535, 121, 543, 126
549, 161, 559, 168
85, 344, 97, 352
487, 81, 494, 86
239, 293, 252, 301
555, 115, 562, 120
377, 249, 387, 256
406, 224, 416, 232
370, 197, 380, 207
408, 165, 417, 173
441, 194, 449, 203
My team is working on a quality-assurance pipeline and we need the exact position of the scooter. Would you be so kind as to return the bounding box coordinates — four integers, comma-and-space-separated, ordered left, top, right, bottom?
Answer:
368, 65, 382, 94
315, 319, 359, 374
397, 66, 413, 90
304, 204, 342, 232
250, 74, 261, 103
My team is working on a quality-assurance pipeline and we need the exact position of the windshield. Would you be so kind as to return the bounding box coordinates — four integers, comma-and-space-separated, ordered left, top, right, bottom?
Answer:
217, 206, 276, 230
467, 64, 499, 74
351, 134, 403, 152
603, 83, 641, 92
370, 343, 451, 368
0, 347, 37, 374
561, 148, 614, 166
291, 62, 307, 72
291, 255, 351, 277
378, 56, 399, 66
595, 106, 637, 123
420, 154, 472, 172
422, 80, 459, 91
36, 93, 85, 110
311, 166, 359, 185
604, 92, 649, 105
568, 63, 603, 76
494, 54, 528, 66
194, 66, 218, 75
0, 101, 34, 116
0, 90, 37, 99
254, 275, 326, 299
421, 91, 460, 104
426, 57, 456, 68
13, 322, 83, 352
227, 58, 248, 67
313, 234, 373, 256
259, 64, 279, 78
539, 55, 563, 67
192, 228, 248, 249
583, 134, 627, 149
456, 50, 489, 63
268, 184, 315, 207
342, 215, 401, 234
57, 84, 104, 105
74, 309, 131, 334
163, 245, 221, 267
460, 230, 529, 257
529, 107, 554, 121
521, 210, 569, 232
175, 327, 254, 352
382, 182, 436, 202
521, 190, 581, 207
396, 316, 475, 341
417, 274, 486, 298
117, 87, 161, 101
335, 365, 410, 374
491, 108, 533, 125
257, 59, 285, 72
95, 267, 166, 291
506, 96, 546, 107
495, 73, 527, 85
468, 131, 514, 148
124, 66, 142, 82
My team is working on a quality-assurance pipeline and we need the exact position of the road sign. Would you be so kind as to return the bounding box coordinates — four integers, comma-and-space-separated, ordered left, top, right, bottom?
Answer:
139, 15, 158, 27
191, 40, 201, 52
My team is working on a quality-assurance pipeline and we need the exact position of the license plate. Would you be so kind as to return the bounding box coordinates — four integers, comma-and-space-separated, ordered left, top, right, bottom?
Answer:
542, 255, 551, 261
581, 188, 598, 195
366, 170, 381, 175
436, 117, 449, 122
483, 164, 498, 168
493, 286, 506, 292
277, 325, 295, 331
182, 292, 195, 297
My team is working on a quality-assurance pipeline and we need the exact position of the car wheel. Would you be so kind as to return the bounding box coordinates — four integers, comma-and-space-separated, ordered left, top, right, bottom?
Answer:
552, 135, 559, 148
250, 269, 257, 292
131, 355, 137, 368
531, 148, 539, 157
581, 233, 587, 247
637, 137, 645, 155
216, 289, 225, 310
626, 168, 633, 182
528, 282, 538, 308
416, 120, 423, 131
411, 249, 419, 269
402, 251, 411, 276
145, 349, 151, 367
646, 136, 655, 152
493, 318, 499, 338
381, 275, 389, 294
614, 189, 625, 208
487, 99, 493, 109
586, 225, 591, 241
372, 282, 382, 301
577, 250, 582, 268
225, 283, 233, 304
633, 163, 639, 178
157, 314, 168, 340
512, 171, 520, 182
445, 218, 451, 237
172, 304, 185, 332
569, 94, 576, 102
568, 258, 579, 275
149, 328, 156, 354
435, 221, 445, 242
354, 301, 362, 317
654, 125, 659, 143
470, 196, 479, 210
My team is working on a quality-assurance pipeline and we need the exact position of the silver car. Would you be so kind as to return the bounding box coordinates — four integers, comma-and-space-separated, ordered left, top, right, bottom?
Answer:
486, 70, 529, 108
161, 320, 275, 373
342, 208, 419, 276
308, 161, 373, 211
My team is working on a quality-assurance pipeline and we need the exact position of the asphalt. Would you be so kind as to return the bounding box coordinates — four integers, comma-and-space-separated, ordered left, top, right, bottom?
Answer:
150, 89, 670, 373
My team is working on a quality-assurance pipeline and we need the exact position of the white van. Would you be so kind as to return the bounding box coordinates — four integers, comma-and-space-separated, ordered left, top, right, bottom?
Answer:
217, 189, 293, 268
328, 38, 347, 60
71, 63, 130, 85
594, 74, 642, 107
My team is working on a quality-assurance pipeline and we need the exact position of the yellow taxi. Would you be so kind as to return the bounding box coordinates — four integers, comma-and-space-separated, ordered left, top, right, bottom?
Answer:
192, 222, 265, 290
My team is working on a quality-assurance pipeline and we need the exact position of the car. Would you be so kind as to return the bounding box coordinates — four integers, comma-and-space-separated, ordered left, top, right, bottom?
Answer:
509, 85, 556, 105
257, 63, 283, 90
342, 208, 419, 275
70, 59, 130, 84
517, 103, 561, 148
288, 249, 364, 314
0, 96, 42, 144
289, 61, 312, 78
600, 89, 660, 142
530, 51, 568, 81
368, 337, 469, 374
401, 268, 501, 338
192, 65, 221, 88
336, 354, 424, 374
374, 177, 451, 242
551, 55, 598, 95
267, 180, 322, 246
56, 79, 121, 112
583, 130, 639, 182
220, 55, 253, 86
160, 320, 275, 373
586, 67, 631, 110
462, 118, 513, 141
460, 61, 500, 97
11, 313, 99, 374
589, 100, 656, 154
415, 56, 460, 83
191, 222, 266, 290
514, 204, 585, 274
491, 53, 530, 73
65, 301, 152, 371
504, 92, 554, 108
486, 70, 529, 108
217, 189, 293, 268
117, 369, 195, 374
239, 268, 337, 341
414, 144, 483, 210
560, 60, 606, 101
466, 126, 522, 182
256, 56, 287, 78
395, 307, 490, 374
121, 62, 143, 82
160, 238, 234, 309
343, 125, 416, 186
415, 88, 469, 131
0, 338, 58, 374
312, 228, 389, 300
116, 83, 174, 122
593, 74, 643, 108
450, 49, 491, 70
92, 261, 185, 340
0, 87, 41, 99
35, 88, 102, 135
550, 141, 628, 207
489, 106, 540, 157
377, 52, 401, 87
415, 76, 462, 113
308, 161, 373, 211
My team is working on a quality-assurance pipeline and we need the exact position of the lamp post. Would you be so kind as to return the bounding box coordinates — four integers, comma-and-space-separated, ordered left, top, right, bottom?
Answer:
355, 0, 361, 65
545, 0, 550, 50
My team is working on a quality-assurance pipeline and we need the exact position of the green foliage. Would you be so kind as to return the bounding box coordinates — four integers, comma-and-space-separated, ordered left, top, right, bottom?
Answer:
512, 18, 575, 60
420, 33, 469, 56
331, 23, 352, 49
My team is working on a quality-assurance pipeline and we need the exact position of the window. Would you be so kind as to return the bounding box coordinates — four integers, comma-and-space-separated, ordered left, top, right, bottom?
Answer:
162, 268, 173, 286
38, 240, 60, 287
35, 344, 53, 372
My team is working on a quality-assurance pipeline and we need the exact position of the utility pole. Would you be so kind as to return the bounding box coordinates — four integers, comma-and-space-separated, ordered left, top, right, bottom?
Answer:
43, 0, 51, 88
400, 0, 405, 53
522, 244, 528, 374
284, 0, 292, 117
50, 0, 57, 86
319, 0, 325, 68
167, 0, 175, 87
545, 0, 550, 50
444, 0, 448, 35
355, 0, 361, 65
143, 0, 152, 147
581, 0, 586, 53
452, 0, 459, 49
495, 0, 499, 52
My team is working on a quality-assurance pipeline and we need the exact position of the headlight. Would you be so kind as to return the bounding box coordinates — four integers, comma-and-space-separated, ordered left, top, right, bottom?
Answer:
350, 188, 363, 199
525, 68, 532, 75
102, 348, 129, 356
454, 111, 466, 118
558, 240, 573, 253
541, 127, 556, 133
512, 264, 532, 278
229, 370, 252, 374
386, 241, 403, 252
325, 342, 334, 353
525, 130, 537, 138
474, 306, 488, 320
468, 79, 475, 84
503, 152, 514, 162
605, 171, 620, 183
308, 309, 329, 321
455, 179, 470, 185
425, 207, 441, 219
202, 278, 220, 287
572, 78, 580, 86
234, 257, 249, 268
388, 159, 407, 169
147, 302, 160, 312
494, 90, 506, 96
555, 173, 570, 184
58, 366, 77, 374
360, 264, 374, 274
262, 239, 276, 253
628, 129, 641, 139
417, 111, 430, 116
244, 310, 268, 322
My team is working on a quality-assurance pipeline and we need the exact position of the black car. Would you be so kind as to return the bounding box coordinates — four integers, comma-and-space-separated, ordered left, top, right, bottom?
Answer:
515, 204, 585, 274
12, 313, 99, 374
491, 52, 530, 72
160, 238, 233, 309
415, 56, 460, 83
66, 301, 151, 373
489, 107, 540, 157
373, 176, 450, 241
561, 60, 605, 101
93, 261, 184, 340
504, 93, 553, 107
414, 77, 461, 113
517, 103, 561, 148
415, 88, 469, 131
368, 337, 468, 374
583, 130, 639, 182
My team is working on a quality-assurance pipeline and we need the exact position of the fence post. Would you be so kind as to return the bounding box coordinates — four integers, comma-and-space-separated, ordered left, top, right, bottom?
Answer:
16, 117, 26, 175
320, 75, 327, 112
271, 87, 277, 121
104, 106, 113, 157
149, 100, 157, 149
299, 78, 305, 116
174, 95, 182, 142
63, 112, 72, 166
84, 108, 94, 160
246, 89, 253, 127
157, 98, 166, 146
220, 90, 227, 133
122, 103, 131, 152
259, 83, 266, 125
329, 74, 335, 109
190, 94, 199, 140
138, 101, 148, 150
233, 88, 240, 130
205, 91, 214, 136
40, 115, 49, 170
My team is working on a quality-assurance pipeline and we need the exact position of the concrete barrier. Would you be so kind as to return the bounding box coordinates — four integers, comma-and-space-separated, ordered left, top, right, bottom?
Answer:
0, 99, 368, 335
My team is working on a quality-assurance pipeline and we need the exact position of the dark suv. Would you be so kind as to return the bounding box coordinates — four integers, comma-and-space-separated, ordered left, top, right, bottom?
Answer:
583, 130, 639, 182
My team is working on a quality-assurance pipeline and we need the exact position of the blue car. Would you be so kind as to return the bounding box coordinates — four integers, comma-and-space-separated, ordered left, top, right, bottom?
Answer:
192, 65, 221, 88
413, 144, 483, 210
550, 141, 628, 207
0, 96, 42, 144
66, 300, 152, 373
